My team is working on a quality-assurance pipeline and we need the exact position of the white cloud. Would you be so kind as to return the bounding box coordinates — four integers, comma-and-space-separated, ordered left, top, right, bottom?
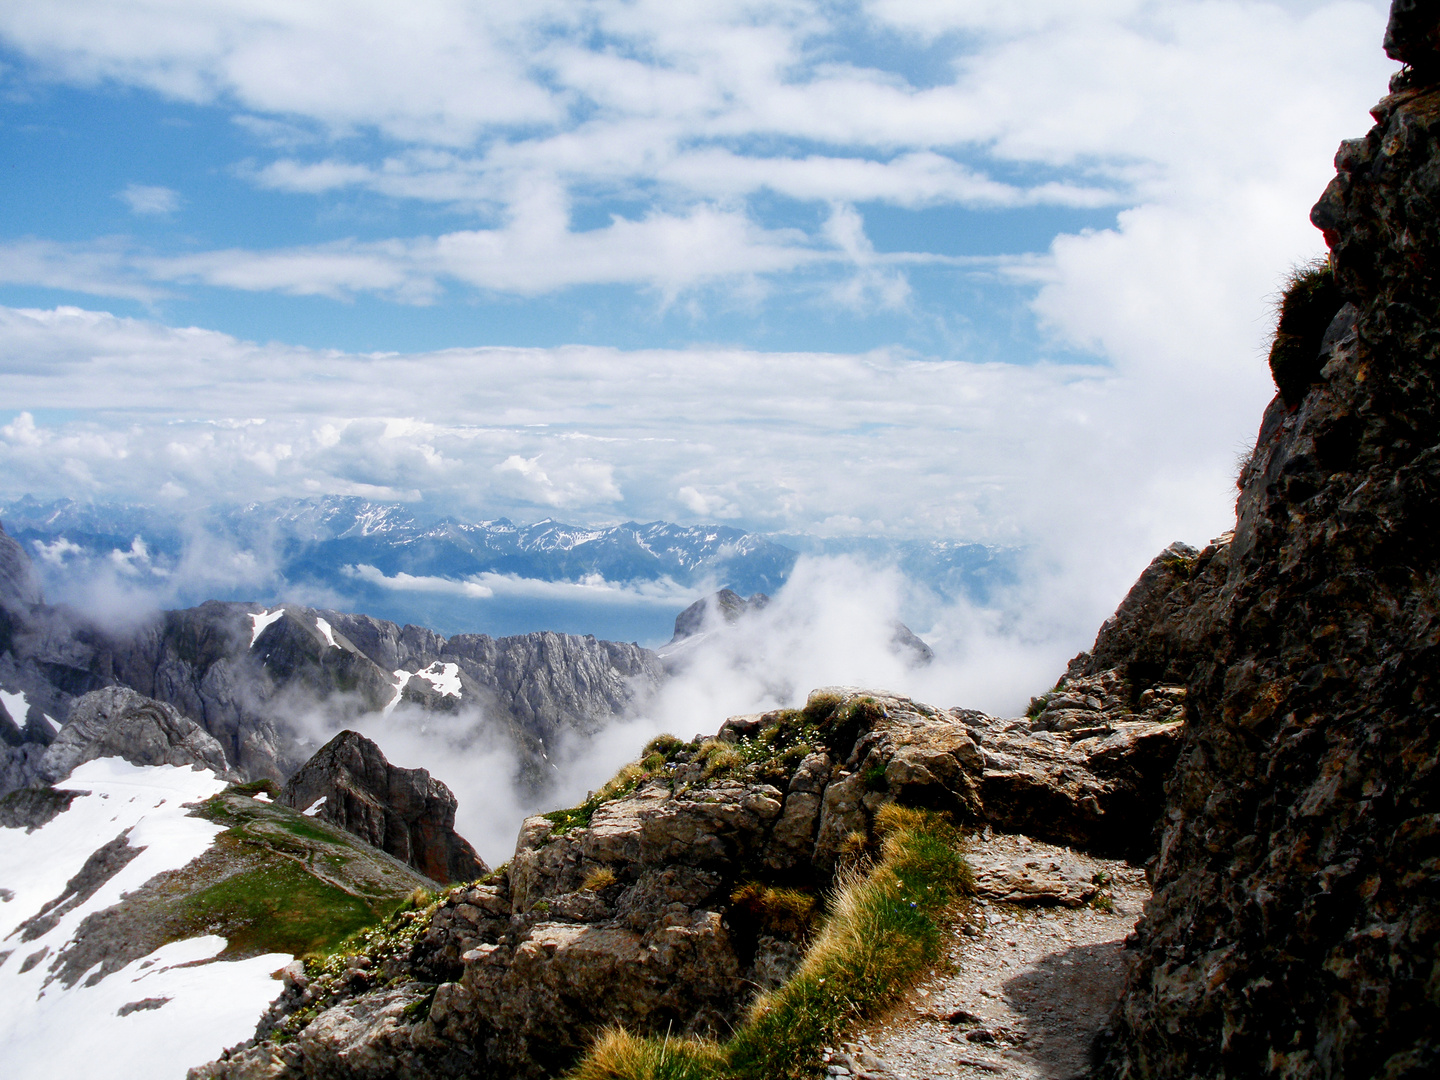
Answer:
347, 564, 698, 607
0, 2, 1396, 306
117, 182, 180, 215
0, 299, 1240, 634
0, 1, 1404, 678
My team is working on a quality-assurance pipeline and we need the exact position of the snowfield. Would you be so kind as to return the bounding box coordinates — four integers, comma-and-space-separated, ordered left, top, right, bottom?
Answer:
249, 607, 286, 646
0, 758, 291, 1080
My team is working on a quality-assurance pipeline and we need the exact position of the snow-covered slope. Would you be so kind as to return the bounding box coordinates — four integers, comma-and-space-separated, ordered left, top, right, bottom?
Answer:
0, 758, 289, 1080
0, 738, 445, 1080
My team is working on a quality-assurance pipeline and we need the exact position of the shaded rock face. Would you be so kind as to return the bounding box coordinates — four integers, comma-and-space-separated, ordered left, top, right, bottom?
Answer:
194, 684, 1181, 1080
40, 686, 237, 783
0, 522, 41, 613
1099, 11, 1440, 1077
279, 730, 487, 885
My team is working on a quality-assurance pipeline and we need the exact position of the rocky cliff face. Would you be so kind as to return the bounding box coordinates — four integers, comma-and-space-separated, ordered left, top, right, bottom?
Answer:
39, 685, 238, 785
280, 730, 487, 885
1097, 6, 1440, 1076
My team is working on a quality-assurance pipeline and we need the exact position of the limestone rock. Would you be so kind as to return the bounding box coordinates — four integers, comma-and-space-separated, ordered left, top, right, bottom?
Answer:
279, 730, 487, 885
0, 785, 82, 831
40, 686, 236, 782
0, 521, 41, 612
195, 682, 1185, 1080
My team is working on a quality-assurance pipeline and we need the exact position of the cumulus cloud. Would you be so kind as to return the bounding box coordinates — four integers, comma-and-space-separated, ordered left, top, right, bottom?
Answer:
0, 1, 1405, 713
0, 297, 1235, 640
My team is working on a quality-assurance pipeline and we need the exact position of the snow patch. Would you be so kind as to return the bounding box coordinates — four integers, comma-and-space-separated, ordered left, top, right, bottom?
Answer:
43, 714, 60, 733
382, 661, 461, 713
412, 661, 462, 698
249, 608, 286, 647
384, 669, 413, 715
0, 933, 289, 1080
302, 796, 327, 817
0, 689, 29, 728
314, 617, 337, 649
0, 757, 289, 1080
251, 791, 272, 803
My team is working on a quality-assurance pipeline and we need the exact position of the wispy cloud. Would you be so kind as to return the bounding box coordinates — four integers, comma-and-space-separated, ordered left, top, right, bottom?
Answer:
117, 182, 180, 216
0, 296, 1246, 639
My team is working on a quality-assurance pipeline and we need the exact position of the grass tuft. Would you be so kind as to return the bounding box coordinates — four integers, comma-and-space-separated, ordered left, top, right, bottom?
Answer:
584, 867, 618, 892
565, 808, 969, 1080
730, 883, 818, 939
569, 1029, 728, 1080
1269, 256, 1343, 405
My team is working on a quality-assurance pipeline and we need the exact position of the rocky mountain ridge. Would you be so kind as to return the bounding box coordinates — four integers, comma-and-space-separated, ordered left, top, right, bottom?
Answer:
0, 494, 801, 602
0, 545, 665, 796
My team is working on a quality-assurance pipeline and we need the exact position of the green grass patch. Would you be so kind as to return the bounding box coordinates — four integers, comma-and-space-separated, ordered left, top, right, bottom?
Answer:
273, 814, 354, 847
179, 857, 385, 957
565, 805, 971, 1080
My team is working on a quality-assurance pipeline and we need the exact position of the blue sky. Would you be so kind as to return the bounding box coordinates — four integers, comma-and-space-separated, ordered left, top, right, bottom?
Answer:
0, 1, 1399, 636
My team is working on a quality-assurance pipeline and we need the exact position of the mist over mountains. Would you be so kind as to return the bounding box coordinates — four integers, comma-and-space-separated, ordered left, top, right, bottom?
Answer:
0, 495, 1013, 644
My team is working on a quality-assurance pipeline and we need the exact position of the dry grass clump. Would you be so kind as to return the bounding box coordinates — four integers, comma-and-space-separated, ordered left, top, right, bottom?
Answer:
583, 867, 618, 892
730, 883, 818, 939
564, 806, 970, 1080
698, 740, 743, 780
568, 1029, 727, 1080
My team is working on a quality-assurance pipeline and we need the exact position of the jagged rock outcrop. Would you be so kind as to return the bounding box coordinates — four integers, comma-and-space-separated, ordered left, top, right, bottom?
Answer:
1098, 7, 1440, 1075
193, 681, 1182, 1080
279, 731, 487, 885
39, 686, 237, 783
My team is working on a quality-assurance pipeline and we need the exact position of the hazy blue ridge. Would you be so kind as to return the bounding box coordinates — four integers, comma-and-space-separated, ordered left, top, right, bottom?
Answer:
0, 495, 1013, 644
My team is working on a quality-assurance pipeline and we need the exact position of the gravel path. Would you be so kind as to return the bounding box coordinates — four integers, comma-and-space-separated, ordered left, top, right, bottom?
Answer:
823, 830, 1149, 1080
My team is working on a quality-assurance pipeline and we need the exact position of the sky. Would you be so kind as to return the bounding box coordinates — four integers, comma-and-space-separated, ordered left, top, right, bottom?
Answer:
0, 1, 1399, 649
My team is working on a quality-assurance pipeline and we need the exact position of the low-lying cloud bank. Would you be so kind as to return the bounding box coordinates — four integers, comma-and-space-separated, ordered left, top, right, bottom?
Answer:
302, 552, 1091, 865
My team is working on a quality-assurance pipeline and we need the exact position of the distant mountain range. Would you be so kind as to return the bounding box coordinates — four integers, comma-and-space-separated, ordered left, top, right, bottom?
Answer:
0, 495, 1013, 642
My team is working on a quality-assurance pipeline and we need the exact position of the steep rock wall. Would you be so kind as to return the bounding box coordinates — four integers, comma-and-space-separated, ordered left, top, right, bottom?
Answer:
1100, 6, 1440, 1076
